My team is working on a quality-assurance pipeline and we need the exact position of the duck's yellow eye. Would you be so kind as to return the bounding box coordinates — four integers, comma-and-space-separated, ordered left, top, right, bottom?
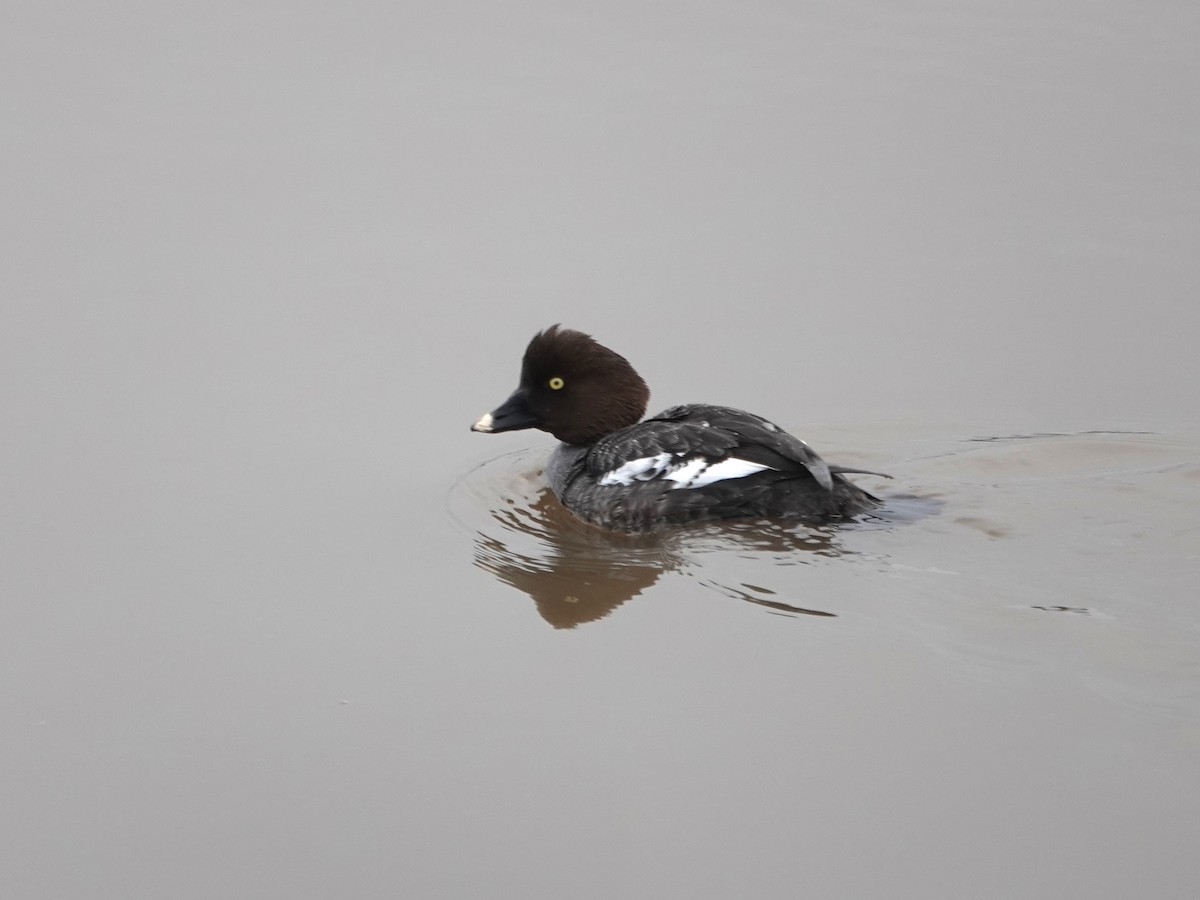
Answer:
548, 376, 565, 390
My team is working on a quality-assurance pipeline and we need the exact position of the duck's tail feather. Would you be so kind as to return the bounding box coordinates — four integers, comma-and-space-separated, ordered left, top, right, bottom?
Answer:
829, 465, 892, 479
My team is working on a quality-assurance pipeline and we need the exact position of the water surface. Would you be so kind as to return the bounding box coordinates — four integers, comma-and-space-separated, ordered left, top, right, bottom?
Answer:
3, 2, 1199, 898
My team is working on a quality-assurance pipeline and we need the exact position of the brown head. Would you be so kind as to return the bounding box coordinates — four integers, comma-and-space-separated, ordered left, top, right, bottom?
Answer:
470, 325, 650, 446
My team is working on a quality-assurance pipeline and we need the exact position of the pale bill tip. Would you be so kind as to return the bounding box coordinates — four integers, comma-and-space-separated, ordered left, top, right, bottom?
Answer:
471, 412, 494, 433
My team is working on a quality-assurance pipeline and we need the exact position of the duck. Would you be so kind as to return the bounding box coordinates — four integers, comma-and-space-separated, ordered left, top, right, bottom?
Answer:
470, 325, 887, 532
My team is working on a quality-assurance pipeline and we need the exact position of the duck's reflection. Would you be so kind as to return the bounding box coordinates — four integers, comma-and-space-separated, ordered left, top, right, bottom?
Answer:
473, 490, 679, 627
471, 486, 844, 628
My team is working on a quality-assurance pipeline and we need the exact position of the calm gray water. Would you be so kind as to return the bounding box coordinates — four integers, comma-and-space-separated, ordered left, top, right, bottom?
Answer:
4, 3, 1199, 898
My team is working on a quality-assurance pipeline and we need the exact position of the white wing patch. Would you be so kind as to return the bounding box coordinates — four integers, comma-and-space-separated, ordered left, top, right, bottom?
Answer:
663, 457, 707, 486
598, 453, 675, 486
599, 454, 773, 490
667, 457, 771, 488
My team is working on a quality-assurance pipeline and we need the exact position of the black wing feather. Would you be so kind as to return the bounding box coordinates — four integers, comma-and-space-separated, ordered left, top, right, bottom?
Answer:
646, 405, 833, 488
582, 410, 739, 476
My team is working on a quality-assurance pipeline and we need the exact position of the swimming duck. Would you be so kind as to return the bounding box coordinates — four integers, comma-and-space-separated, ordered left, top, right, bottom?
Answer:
471, 325, 885, 531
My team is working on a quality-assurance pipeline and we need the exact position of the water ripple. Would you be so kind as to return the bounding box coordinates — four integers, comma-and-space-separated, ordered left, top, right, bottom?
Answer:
447, 448, 935, 627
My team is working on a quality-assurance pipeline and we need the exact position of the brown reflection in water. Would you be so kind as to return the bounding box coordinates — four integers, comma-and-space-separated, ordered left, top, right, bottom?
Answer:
471, 488, 845, 627
473, 491, 682, 628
